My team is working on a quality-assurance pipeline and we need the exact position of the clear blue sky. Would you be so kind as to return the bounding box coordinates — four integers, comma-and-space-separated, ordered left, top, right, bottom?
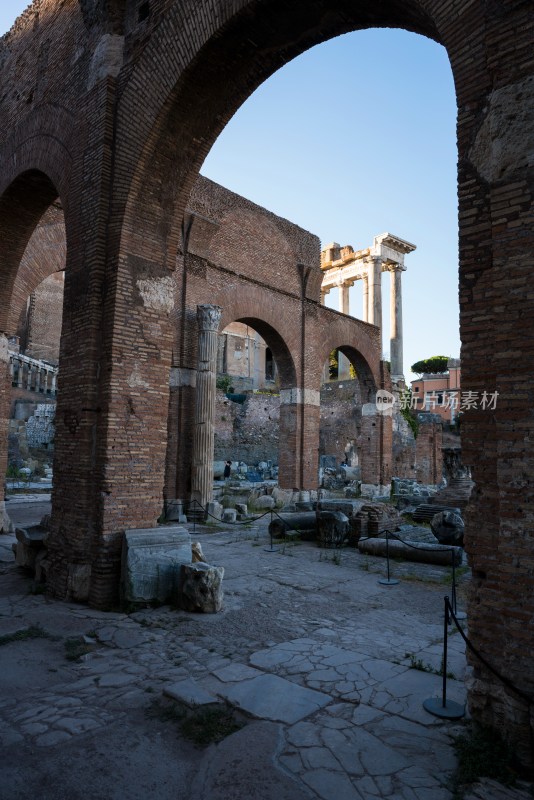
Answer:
2, 5, 460, 383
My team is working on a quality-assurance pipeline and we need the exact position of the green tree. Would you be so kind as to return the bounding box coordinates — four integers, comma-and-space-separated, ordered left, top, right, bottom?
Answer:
410, 355, 449, 375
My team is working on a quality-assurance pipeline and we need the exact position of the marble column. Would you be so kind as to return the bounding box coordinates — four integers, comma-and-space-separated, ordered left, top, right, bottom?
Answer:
339, 283, 350, 315
362, 275, 369, 322
51, 371, 57, 396
16, 358, 23, 388
191, 304, 222, 508
337, 282, 351, 379
390, 267, 404, 380
366, 257, 382, 328
26, 364, 32, 391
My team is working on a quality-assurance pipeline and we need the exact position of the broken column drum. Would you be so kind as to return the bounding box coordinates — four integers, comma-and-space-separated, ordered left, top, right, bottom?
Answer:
191, 304, 222, 509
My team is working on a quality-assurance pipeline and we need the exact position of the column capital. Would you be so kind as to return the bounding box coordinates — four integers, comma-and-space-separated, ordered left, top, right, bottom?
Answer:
385, 262, 406, 273
197, 304, 222, 332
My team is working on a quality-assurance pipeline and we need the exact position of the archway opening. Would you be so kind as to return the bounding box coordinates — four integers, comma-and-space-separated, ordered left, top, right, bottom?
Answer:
0, 171, 65, 516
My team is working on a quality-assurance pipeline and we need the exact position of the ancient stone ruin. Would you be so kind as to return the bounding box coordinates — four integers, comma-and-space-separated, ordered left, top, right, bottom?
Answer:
0, 0, 533, 765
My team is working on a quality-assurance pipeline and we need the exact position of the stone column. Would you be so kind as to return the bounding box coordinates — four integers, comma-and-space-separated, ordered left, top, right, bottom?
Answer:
339, 282, 350, 315
51, 371, 57, 396
338, 282, 351, 379
366, 257, 382, 328
16, 358, 23, 388
362, 275, 369, 322
191, 304, 222, 509
26, 364, 32, 391
35, 367, 41, 394
389, 266, 404, 380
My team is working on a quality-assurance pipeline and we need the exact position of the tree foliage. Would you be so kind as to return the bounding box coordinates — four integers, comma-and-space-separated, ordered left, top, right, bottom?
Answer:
410, 355, 449, 375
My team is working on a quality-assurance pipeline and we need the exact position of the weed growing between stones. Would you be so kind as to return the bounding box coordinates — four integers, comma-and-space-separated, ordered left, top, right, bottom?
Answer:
451, 725, 519, 798
0, 625, 55, 645
405, 652, 456, 679
147, 699, 243, 746
64, 636, 97, 662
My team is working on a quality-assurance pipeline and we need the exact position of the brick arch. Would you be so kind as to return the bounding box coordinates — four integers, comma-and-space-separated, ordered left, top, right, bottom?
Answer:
117, 0, 454, 273
0, 114, 74, 334
230, 317, 297, 390
218, 296, 299, 390
10, 204, 66, 336
311, 310, 382, 397
0, 170, 61, 334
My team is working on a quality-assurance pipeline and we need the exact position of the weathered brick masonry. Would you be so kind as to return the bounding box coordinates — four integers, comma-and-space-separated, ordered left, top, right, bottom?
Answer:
165, 175, 383, 500
0, 0, 532, 761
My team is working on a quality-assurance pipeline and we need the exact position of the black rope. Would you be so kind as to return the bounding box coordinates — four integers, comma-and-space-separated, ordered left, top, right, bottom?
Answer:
446, 597, 534, 707
184, 502, 533, 707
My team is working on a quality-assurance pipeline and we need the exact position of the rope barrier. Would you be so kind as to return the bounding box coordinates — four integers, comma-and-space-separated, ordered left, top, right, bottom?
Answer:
185, 498, 532, 709
447, 596, 534, 706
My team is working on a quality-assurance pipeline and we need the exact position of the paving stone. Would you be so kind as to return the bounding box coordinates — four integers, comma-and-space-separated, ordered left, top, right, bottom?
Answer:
55, 717, 102, 735
286, 721, 323, 747
212, 663, 262, 682
97, 673, 138, 688
21, 722, 48, 735
163, 678, 218, 707
217, 674, 331, 724
36, 730, 72, 747
302, 768, 364, 800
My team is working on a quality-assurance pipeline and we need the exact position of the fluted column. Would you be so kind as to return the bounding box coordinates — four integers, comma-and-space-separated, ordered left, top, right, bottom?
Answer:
191, 304, 222, 508
337, 281, 351, 379
16, 358, 23, 388
390, 266, 404, 380
362, 275, 369, 322
26, 364, 33, 391
366, 256, 382, 328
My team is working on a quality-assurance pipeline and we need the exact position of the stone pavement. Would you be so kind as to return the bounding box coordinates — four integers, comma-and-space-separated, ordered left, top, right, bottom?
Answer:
0, 509, 529, 800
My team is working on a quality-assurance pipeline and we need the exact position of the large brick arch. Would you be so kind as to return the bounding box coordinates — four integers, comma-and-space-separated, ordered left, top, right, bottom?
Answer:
10, 204, 66, 336
112, 0, 534, 760
116, 0, 448, 271
0, 171, 60, 334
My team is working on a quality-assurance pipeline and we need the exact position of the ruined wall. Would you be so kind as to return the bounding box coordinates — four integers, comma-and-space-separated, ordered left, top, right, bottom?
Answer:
167, 175, 382, 500
320, 379, 362, 465
214, 390, 280, 465
392, 411, 443, 485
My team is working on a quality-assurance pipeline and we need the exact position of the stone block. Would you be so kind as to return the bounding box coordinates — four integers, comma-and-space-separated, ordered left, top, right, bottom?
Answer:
180, 562, 224, 613
253, 495, 275, 510
222, 509, 237, 523
235, 503, 247, 515
206, 501, 223, 520
316, 511, 350, 548
165, 500, 187, 523
122, 527, 192, 604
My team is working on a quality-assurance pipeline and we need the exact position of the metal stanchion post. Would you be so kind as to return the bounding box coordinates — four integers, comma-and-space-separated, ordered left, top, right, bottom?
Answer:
264, 509, 279, 552
423, 596, 465, 719
378, 530, 399, 586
